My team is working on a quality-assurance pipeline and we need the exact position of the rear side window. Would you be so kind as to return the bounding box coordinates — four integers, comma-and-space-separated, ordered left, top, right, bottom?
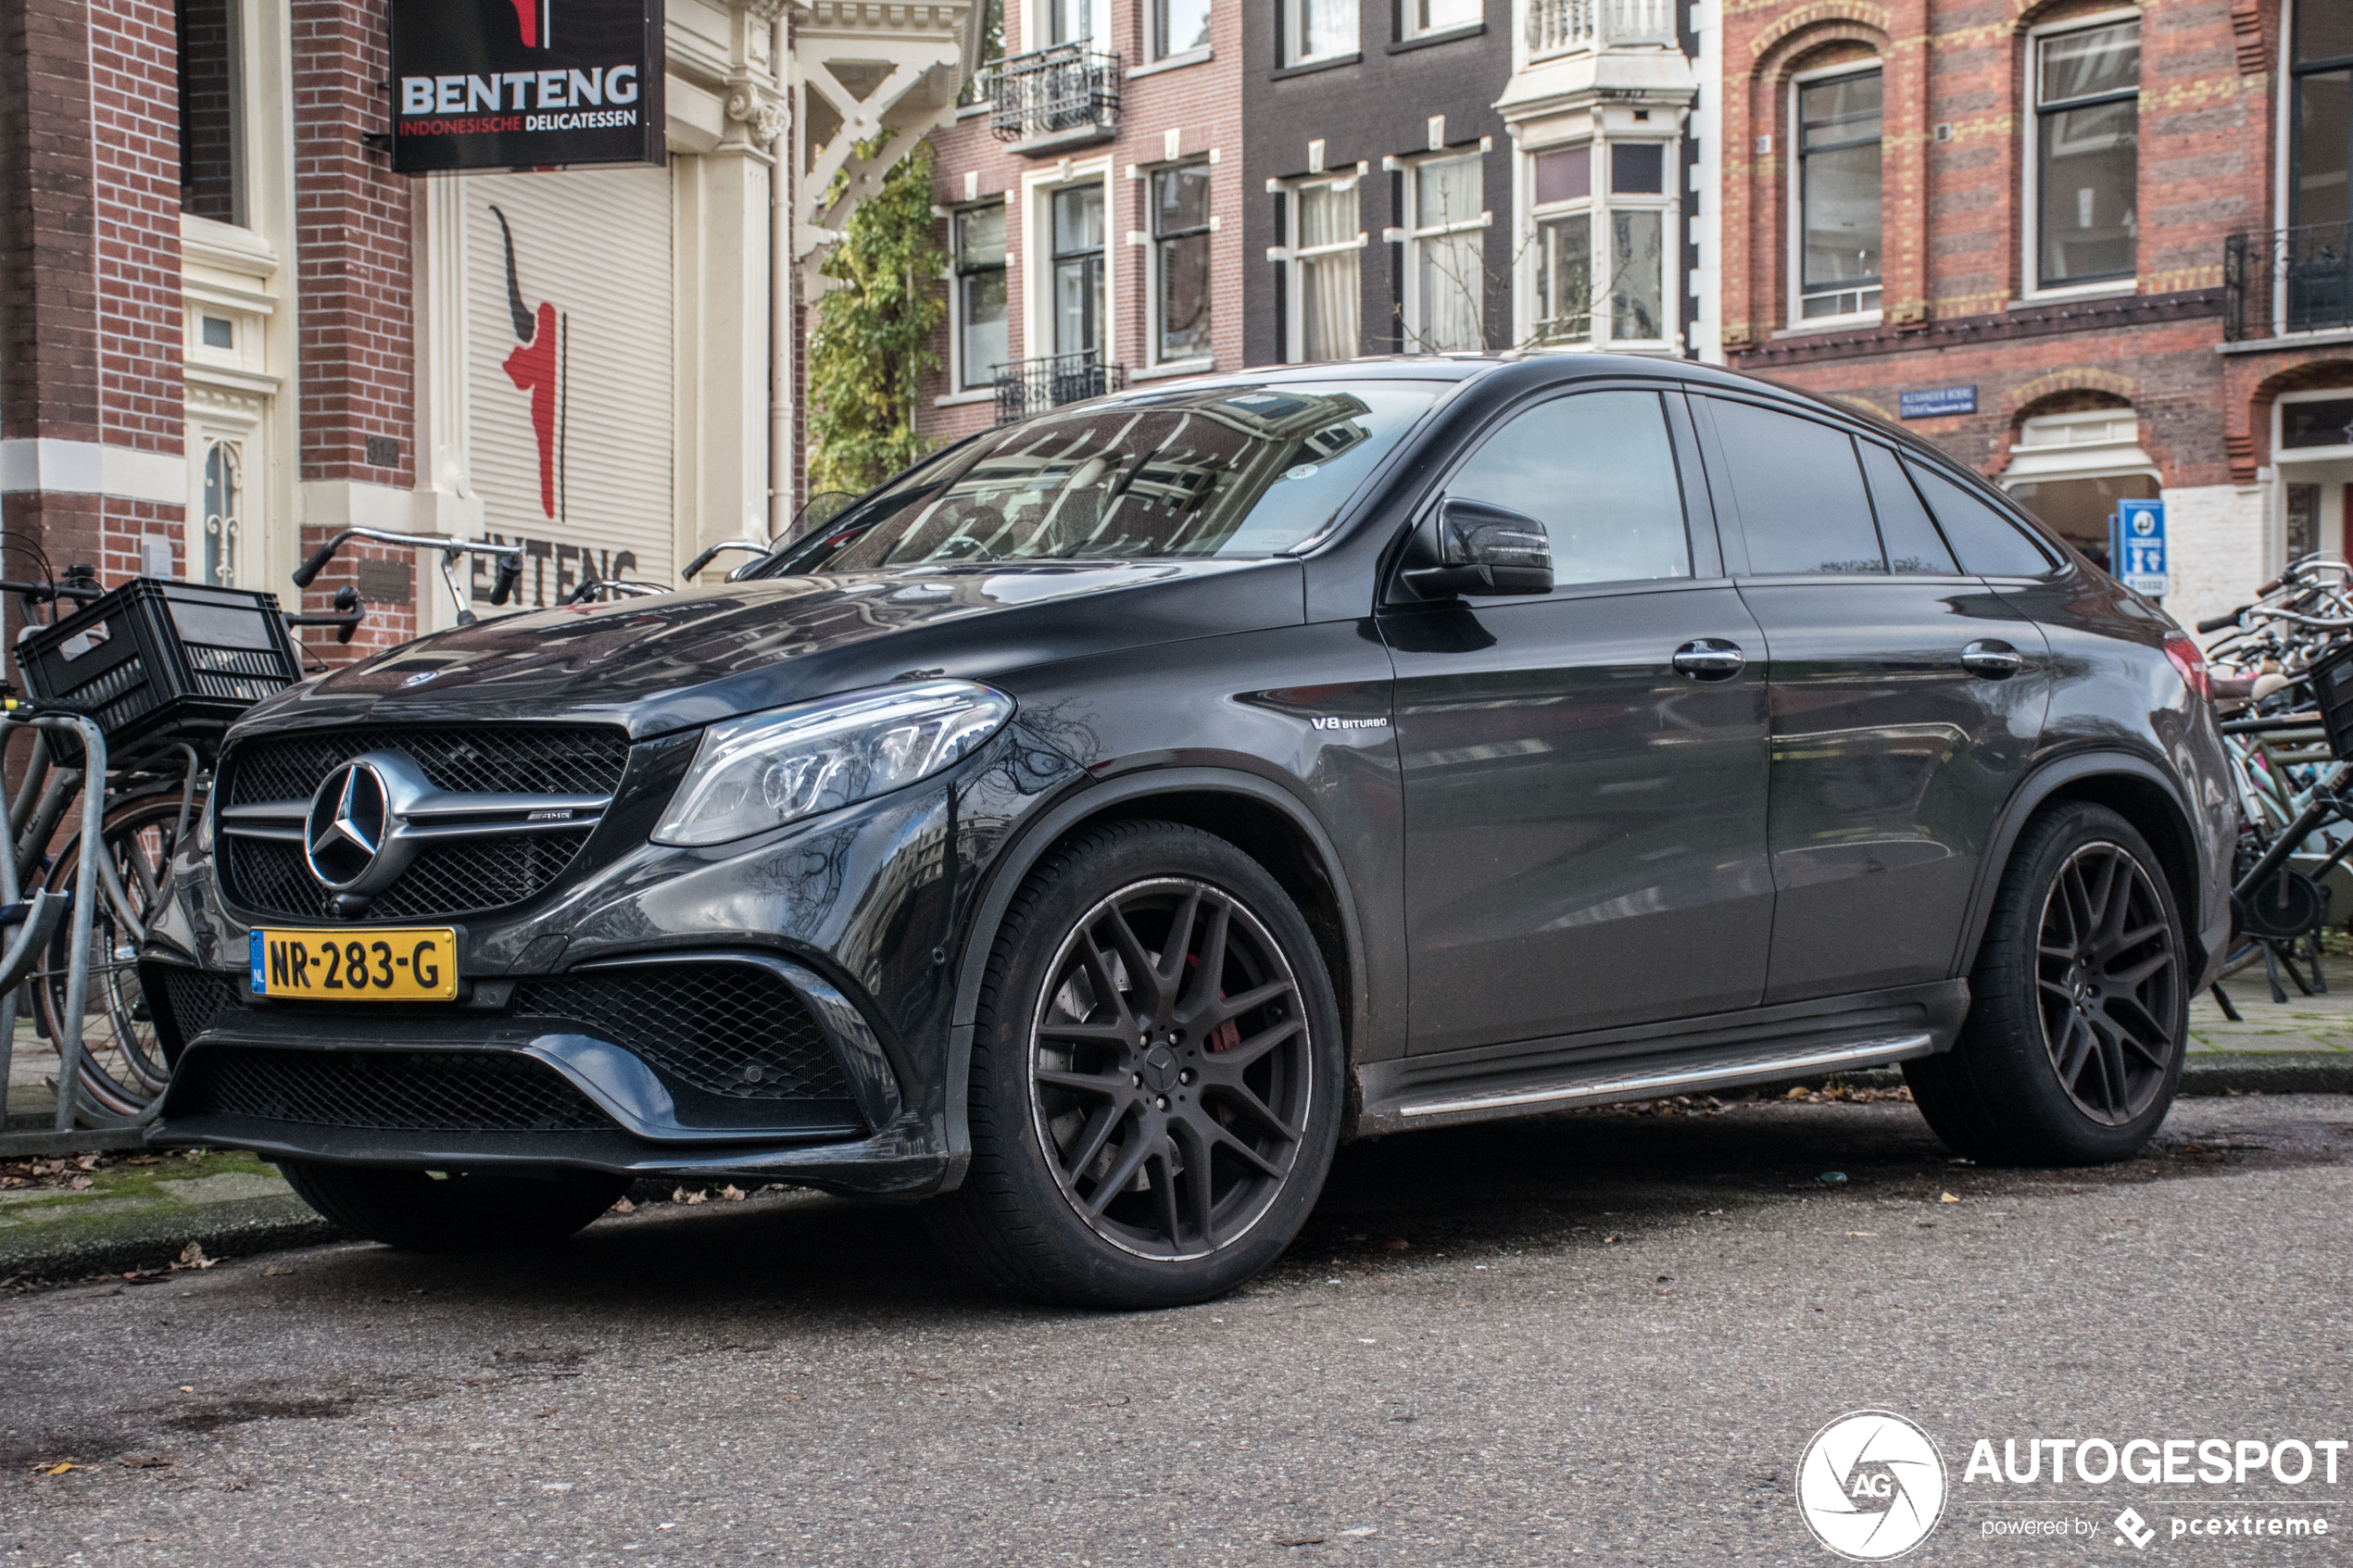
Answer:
1857, 442, 1959, 573
1445, 389, 1692, 587
1902, 458, 2058, 577
1705, 398, 1883, 573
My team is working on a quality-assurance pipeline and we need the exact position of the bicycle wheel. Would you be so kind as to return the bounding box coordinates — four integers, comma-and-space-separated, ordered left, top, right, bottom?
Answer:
35, 789, 200, 1116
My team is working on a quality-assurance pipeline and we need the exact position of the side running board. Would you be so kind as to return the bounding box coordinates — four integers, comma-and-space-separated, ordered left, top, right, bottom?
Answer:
1391, 1032, 1936, 1123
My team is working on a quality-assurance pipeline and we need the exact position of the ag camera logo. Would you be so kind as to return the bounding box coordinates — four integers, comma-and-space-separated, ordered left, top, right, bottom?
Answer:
1798, 1411, 1948, 1560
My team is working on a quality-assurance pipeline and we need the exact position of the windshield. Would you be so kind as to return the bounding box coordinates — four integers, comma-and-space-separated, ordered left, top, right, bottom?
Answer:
766, 382, 1441, 571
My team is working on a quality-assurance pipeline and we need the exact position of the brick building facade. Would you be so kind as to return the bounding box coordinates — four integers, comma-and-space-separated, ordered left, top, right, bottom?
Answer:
1715, 0, 2346, 633
2, 0, 975, 678
914, 0, 1244, 446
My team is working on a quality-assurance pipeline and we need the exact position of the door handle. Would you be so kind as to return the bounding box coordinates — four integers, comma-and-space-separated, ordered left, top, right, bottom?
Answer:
1961, 639, 2025, 680
1671, 639, 1746, 681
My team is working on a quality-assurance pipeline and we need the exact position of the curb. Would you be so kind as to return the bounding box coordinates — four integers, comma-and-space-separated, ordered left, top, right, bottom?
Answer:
1763, 1051, 2353, 1100
0, 1195, 343, 1284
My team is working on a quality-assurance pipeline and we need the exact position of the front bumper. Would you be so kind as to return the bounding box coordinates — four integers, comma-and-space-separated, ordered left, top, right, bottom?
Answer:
140, 770, 999, 1198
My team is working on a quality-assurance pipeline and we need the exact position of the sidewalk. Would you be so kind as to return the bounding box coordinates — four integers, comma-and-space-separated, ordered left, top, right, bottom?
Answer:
2190, 948, 2353, 1055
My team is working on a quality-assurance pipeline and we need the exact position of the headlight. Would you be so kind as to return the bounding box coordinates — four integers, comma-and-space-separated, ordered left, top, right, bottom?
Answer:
651, 680, 1014, 847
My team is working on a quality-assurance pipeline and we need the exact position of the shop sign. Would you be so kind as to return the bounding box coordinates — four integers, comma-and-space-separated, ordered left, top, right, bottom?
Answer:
1899, 386, 1978, 420
390, 0, 663, 173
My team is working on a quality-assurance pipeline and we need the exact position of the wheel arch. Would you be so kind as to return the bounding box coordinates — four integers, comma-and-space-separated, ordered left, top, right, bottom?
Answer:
1954, 751, 2207, 982
939, 768, 1371, 1187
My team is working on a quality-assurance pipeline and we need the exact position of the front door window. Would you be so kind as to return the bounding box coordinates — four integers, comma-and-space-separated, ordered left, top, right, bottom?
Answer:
1051, 184, 1105, 359
199, 436, 241, 586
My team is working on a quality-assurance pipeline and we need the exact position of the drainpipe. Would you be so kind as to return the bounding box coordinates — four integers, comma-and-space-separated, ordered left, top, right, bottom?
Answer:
768, 13, 794, 541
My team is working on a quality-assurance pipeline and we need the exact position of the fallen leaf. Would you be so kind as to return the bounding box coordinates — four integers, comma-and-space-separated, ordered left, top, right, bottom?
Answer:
720, 1185, 748, 1201
675, 1187, 708, 1206
262, 1265, 295, 1277
1785, 1085, 1809, 1100
609, 1198, 635, 1215
1938, 1192, 1961, 1204
1275, 1537, 1327, 1549
534, 1409, 557, 1418
1845, 1231, 1879, 1238
175, 1242, 215, 1270
120, 1455, 173, 1469
1380, 1238, 1409, 1252
38, 1461, 86, 1475
1603, 1235, 1620, 1245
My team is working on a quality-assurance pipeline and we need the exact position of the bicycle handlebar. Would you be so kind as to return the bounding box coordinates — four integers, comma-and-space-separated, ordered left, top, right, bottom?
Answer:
2197, 607, 2250, 633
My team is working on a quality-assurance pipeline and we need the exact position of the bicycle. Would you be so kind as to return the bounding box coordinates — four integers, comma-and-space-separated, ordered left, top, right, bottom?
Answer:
0, 533, 525, 1150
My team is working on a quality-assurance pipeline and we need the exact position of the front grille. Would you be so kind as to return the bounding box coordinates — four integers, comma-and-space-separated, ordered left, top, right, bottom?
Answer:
160, 967, 244, 1043
515, 965, 851, 1101
187, 1047, 612, 1133
216, 724, 627, 921
224, 725, 632, 807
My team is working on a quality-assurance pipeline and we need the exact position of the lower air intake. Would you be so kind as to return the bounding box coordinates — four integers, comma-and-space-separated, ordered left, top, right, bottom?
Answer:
189, 1047, 612, 1134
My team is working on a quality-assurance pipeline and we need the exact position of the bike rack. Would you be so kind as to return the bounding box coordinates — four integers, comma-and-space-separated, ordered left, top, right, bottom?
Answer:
0, 713, 157, 1158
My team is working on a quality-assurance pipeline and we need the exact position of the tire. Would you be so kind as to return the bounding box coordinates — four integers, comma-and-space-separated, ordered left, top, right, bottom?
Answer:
279, 1162, 629, 1252
1906, 802, 2188, 1165
923, 820, 1345, 1309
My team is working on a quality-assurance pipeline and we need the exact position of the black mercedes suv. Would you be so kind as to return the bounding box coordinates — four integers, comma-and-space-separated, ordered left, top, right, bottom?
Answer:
144, 355, 2235, 1307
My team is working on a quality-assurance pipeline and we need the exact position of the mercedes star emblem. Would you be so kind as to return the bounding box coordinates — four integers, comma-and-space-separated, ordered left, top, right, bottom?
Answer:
304, 760, 392, 890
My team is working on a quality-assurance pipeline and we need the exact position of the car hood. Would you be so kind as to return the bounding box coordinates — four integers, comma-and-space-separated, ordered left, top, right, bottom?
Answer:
233, 557, 1306, 740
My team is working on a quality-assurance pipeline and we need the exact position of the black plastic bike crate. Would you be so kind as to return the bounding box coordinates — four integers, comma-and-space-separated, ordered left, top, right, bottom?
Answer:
19, 579, 301, 763
2309, 640, 2353, 761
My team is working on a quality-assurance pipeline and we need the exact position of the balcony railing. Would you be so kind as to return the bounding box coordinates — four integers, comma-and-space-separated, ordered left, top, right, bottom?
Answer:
993, 353, 1125, 425
2225, 223, 2353, 342
986, 43, 1121, 147
1527, 0, 1678, 60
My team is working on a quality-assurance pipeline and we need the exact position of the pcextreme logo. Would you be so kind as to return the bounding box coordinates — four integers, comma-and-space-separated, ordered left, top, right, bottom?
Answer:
1798, 1411, 1950, 1561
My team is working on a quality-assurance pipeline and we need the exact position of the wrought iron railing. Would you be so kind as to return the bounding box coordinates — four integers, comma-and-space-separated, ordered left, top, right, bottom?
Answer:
993, 353, 1125, 425
1526, 0, 1677, 59
2225, 223, 2353, 342
986, 44, 1121, 144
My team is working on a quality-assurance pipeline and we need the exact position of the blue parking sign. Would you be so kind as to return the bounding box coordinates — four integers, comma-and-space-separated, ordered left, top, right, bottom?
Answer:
2117, 498, 2166, 596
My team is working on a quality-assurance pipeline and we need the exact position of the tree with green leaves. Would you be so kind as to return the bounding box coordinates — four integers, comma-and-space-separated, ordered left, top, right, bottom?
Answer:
806, 141, 952, 497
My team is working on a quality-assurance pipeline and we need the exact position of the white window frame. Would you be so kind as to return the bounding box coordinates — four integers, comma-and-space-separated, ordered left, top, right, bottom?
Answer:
1270, 169, 1368, 363
1144, 158, 1215, 370
948, 199, 1010, 393
1401, 0, 1480, 43
1516, 134, 1679, 352
1786, 59, 1885, 332
1022, 160, 1118, 370
1144, 0, 1213, 64
1519, 138, 1594, 348
2273, 385, 2353, 464
2020, 7, 2143, 303
1032, 0, 1109, 48
1281, 0, 1357, 66
1399, 149, 1489, 354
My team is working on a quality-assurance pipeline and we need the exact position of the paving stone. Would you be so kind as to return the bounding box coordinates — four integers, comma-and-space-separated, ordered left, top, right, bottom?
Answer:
155, 1172, 295, 1205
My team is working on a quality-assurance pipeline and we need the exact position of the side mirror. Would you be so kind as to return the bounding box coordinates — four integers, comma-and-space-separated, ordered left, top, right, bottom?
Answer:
1403, 498, 1554, 599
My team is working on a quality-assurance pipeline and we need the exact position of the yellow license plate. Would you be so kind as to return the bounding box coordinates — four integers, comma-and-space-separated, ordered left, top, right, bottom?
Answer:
249, 927, 458, 1001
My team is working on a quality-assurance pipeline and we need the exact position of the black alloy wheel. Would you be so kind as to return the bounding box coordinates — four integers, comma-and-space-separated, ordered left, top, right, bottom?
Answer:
2033, 840, 2181, 1125
1906, 802, 2188, 1164
925, 820, 1343, 1308
1030, 876, 1313, 1261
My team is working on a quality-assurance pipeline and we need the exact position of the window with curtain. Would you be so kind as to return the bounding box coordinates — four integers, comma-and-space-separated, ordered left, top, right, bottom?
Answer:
1410, 155, 1484, 353
1404, 0, 1479, 39
1290, 180, 1361, 362
1284, 0, 1356, 64
954, 205, 1008, 389
1530, 144, 1592, 344
1797, 68, 1882, 320
2034, 19, 2139, 289
1152, 163, 1213, 361
1151, 0, 1211, 59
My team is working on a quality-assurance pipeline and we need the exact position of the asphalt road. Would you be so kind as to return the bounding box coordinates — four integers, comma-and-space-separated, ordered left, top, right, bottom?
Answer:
4, 1094, 2350, 1567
